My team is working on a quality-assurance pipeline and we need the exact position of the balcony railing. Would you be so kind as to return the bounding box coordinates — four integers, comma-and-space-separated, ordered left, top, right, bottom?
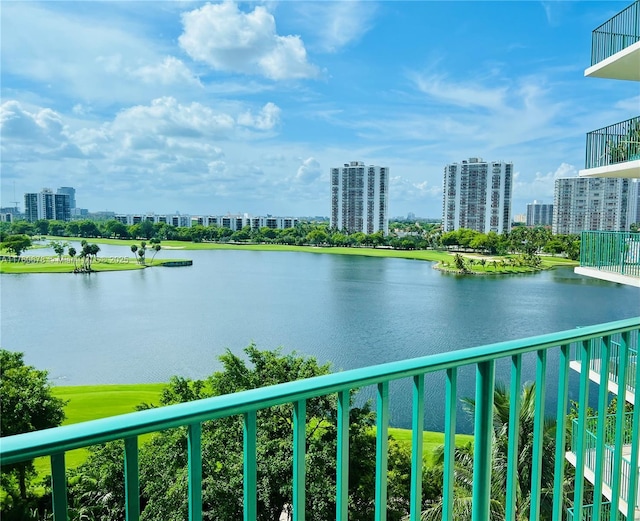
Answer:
579, 231, 640, 281
1, 318, 639, 521
591, 0, 640, 65
566, 502, 618, 521
570, 412, 639, 513
584, 116, 640, 170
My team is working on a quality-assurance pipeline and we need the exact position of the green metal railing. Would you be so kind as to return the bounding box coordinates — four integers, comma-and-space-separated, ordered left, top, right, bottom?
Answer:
579, 231, 640, 280
591, 0, 640, 65
584, 116, 640, 170
1, 318, 639, 521
567, 502, 617, 521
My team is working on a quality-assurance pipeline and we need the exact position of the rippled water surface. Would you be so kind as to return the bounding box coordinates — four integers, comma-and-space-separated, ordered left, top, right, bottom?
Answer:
2, 244, 638, 431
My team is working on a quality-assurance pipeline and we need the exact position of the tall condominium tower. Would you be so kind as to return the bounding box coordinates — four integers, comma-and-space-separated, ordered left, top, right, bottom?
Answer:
526, 200, 554, 227
57, 186, 76, 209
442, 157, 513, 233
24, 188, 71, 222
330, 161, 389, 235
552, 177, 636, 234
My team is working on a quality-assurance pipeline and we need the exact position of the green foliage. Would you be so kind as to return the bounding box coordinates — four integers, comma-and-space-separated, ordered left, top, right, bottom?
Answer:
0, 235, 32, 256
67, 346, 413, 521
0, 350, 66, 518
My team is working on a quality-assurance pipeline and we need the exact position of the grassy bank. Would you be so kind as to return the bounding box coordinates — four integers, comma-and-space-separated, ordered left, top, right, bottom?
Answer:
31, 235, 576, 271
33, 383, 472, 475
0, 257, 189, 274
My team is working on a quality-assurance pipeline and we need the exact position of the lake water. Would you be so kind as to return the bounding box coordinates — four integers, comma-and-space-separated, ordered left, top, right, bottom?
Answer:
1, 243, 638, 432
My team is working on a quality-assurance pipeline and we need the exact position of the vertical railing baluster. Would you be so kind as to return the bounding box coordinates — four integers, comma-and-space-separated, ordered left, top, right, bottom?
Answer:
336, 390, 350, 521
244, 411, 257, 521
443, 367, 457, 521
573, 340, 592, 520
530, 349, 547, 520
610, 332, 629, 517
472, 360, 495, 521
188, 422, 202, 521
375, 381, 389, 521
506, 354, 522, 520
552, 344, 570, 521
592, 337, 611, 521
124, 436, 140, 521
410, 374, 424, 521
50, 452, 67, 521
624, 331, 639, 520
293, 399, 306, 521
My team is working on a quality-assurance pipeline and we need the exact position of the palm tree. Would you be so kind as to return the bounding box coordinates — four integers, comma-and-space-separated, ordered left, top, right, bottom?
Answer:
131, 244, 138, 263
420, 383, 559, 521
68, 247, 77, 269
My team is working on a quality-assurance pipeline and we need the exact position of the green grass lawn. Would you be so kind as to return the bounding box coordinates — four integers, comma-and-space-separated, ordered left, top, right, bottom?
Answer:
0, 257, 188, 274
30, 383, 472, 476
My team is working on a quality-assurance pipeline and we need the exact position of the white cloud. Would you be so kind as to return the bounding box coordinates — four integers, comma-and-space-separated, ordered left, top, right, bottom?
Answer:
294, 157, 322, 184
237, 102, 281, 130
132, 57, 202, 87
178, 1, 319, 80
513, 162, 577, 201
412, 73, 508, 110
293, 1, 378, 53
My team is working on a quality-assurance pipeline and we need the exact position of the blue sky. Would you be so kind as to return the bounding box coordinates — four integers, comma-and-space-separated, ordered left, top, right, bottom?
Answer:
1, 1, 638, 219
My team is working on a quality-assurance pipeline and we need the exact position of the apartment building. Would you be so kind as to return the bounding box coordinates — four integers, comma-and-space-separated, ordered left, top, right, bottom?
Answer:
526, 200, 554, 227
330, 161, 389, 235
24, 188, 71, 222
114, 213, 298, 231
552, 177, 636, 234
442, 157, 513, 234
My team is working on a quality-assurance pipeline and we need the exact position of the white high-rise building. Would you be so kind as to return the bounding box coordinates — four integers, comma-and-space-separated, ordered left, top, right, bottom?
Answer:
330, 161, 389, 235
526, 200, 554, 227
442, 157, 513, 234
24, 188, 71, 222
552, 177, 636, 234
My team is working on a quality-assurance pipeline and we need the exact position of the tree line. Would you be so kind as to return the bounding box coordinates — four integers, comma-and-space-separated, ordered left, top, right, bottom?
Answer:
1, 218, 582, 259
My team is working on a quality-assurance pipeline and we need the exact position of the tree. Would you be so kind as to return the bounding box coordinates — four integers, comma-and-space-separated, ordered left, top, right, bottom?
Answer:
0, 235, 32, 257
151, 243, 161, 263
0, 350, 66, 512
68, 246, 77, 269
49, 240, 66, 261
130, 244, 138, 262
420, 383, 559, 521
68, 346, 413, 521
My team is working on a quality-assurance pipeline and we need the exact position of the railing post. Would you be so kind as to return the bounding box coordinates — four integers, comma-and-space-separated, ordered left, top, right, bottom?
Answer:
443, 368, 457, 521
624, 331, 639, 519
552, 344, 570, 521
611, 332, 629, 516
591, 336, 611, 521
472, 360, 495, 521
243, 411, 257, 521
336, 390, 350, 521
293, 399, 306, 521
409, 374, 424, 521
506, 355, 521, 521
530, 349, 547, 521
124, 436, 140, 521
573, 340, 591, 520
50, 452, 67, 521
375, 381, 389, 521
188, 422, 202, 521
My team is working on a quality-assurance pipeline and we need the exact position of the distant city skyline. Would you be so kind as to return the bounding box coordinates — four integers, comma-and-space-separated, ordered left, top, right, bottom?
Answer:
2, 1, 637, 218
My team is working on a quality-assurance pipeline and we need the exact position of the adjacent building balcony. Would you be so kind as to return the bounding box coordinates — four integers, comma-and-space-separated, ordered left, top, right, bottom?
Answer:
585, 0, 640, 81
567, 502, 618, 521
1, 318, 639, 521
566, 413, 640, 520
575, 231, 640, 288
579, 117, 640, 178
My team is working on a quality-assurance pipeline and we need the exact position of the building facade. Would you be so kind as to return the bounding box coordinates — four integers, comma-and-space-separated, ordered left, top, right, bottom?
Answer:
57, 187, 76, 209
24, 188, 71, 222
442, 157, 513, 234
330, 161, 389, 235
114, 213, 299, 231
552, 177, 637, 234
526, 200, 553, 227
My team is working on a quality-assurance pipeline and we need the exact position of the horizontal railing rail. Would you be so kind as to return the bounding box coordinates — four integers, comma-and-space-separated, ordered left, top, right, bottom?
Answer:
1, 317, 639, 521
566, 502, 615, 521
579, 231, 640, 280
584, 116, 640, 170
591, 0, 640, 64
